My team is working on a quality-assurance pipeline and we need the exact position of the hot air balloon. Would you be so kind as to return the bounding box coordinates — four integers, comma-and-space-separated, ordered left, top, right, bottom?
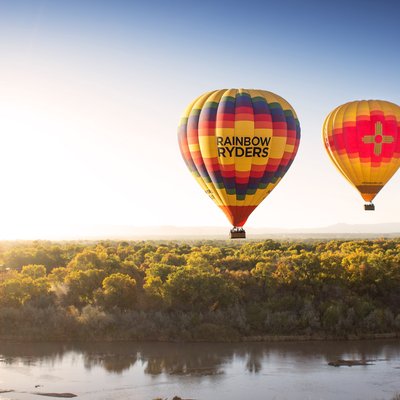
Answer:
178, 89, 301, 238
323, 100, 400, 211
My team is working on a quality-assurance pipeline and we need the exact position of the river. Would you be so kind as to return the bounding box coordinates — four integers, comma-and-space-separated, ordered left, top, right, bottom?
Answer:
0, 340, 399, 400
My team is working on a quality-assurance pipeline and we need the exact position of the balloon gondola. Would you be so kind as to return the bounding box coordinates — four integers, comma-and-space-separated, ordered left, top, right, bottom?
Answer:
323, 100, 400, 210
178, 89, 301, 238
230, 227, 246, 239
364, 203, 375, 211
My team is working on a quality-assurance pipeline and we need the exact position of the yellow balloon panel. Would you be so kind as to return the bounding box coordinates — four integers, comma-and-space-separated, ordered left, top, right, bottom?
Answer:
178, 89, 301, 227
323, 100, 400, 202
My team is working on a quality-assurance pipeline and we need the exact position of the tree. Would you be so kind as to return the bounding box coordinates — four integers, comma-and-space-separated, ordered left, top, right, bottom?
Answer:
21, 264, 47, 280
164, 267, 240, 311
67, 248, 107, 271
160, 253, 186, 266
48, 267, 69, 284
64, 269, 106, 307
0, 276, 52, 307
98, 273, 137, 310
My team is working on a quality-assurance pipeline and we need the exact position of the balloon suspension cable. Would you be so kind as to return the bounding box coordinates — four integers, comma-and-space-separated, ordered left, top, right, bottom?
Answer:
364, 203, 375, 211
230, 226, 246, 239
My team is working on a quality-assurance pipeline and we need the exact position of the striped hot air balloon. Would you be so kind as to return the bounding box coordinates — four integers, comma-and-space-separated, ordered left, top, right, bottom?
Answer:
178, 89, 301, 238
323, 100, 400, 210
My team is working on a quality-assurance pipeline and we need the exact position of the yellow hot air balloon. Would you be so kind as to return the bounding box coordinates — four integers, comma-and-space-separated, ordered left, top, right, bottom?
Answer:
323, 100, 400, 210
178, 89, 301, 238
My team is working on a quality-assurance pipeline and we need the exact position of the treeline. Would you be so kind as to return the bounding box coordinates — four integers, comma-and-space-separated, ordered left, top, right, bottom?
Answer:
0, 239, 399, 341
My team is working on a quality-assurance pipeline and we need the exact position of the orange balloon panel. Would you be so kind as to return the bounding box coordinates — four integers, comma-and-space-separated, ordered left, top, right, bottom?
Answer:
323, 100, 400, 203
178, 89, 300, 227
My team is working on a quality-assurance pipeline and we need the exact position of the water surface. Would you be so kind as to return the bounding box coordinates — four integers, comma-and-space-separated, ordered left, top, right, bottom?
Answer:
0, 340, 399, 399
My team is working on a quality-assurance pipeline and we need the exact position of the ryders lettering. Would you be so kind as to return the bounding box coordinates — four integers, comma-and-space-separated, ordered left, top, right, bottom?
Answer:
217, 136, 270, 158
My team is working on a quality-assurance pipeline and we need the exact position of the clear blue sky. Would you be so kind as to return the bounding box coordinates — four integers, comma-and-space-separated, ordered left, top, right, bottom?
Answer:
0, 0, 400, 238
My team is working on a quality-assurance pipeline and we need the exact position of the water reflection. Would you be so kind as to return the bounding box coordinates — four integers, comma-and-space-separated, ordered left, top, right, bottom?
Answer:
141, 344, 229, 376
245, 348, 263, 373
82, 352, 138, 374
0, 340, 399, 376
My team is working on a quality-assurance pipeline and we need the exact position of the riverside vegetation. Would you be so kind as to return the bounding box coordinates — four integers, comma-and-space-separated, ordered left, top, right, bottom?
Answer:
0, 239, 399, 341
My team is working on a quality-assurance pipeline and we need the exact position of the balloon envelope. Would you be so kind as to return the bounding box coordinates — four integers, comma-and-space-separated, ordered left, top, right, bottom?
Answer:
178, 89, 300, 227
323, 100, 400, 203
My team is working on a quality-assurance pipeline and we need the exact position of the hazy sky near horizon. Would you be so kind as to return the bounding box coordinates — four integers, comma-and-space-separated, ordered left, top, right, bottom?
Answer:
1, 0, 400, 238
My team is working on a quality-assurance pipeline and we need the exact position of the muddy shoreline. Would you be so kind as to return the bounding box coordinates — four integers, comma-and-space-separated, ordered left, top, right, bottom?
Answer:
0, 332, 398, 343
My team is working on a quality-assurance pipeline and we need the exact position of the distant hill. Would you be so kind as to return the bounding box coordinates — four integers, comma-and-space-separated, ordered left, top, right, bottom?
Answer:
39, 222, 400, 240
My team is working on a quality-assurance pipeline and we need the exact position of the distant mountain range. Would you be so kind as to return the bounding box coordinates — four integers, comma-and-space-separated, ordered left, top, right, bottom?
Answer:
44, 222, 400, 240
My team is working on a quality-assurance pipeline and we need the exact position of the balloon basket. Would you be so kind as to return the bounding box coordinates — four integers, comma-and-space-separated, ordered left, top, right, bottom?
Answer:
364, 203, 375, 211
230, 227, 246, 239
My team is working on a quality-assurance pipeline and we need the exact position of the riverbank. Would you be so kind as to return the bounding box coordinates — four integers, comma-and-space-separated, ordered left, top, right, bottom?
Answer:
0, 332, 399, 343
242, 332, 400, 342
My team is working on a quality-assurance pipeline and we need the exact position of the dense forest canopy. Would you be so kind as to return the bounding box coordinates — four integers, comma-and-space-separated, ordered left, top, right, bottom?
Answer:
0, 239, 399, 341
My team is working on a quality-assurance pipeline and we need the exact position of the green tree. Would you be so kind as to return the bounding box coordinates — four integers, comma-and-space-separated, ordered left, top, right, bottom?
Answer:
98, 273, 137, 310
164, 267, 240, 311
67, 248, 107, 271
0, 276, 52, 307
21, 264, 47, 280
64, 269, 106, 307
48, 267, 69, 284
160, 252, 186, 266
